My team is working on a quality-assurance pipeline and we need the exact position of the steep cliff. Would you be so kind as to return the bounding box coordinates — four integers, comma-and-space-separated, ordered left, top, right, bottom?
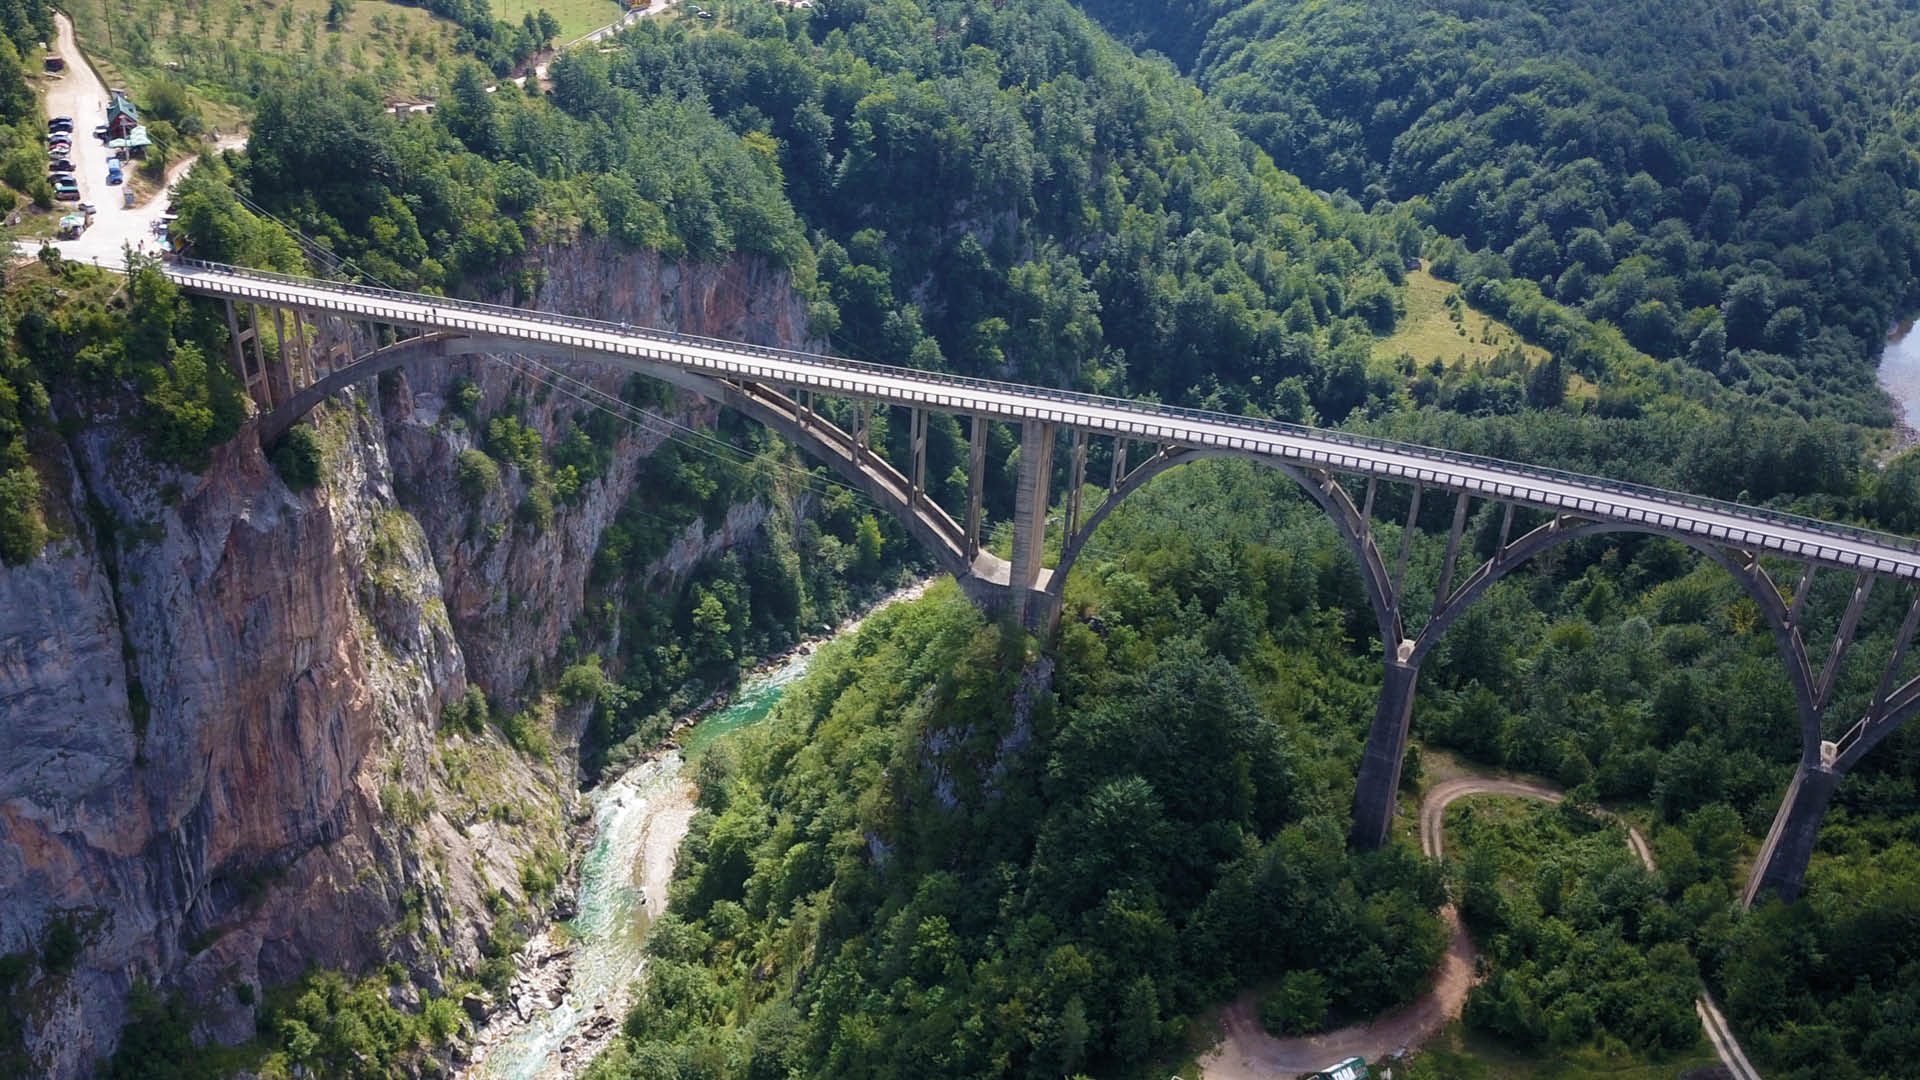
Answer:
0, 243, 820, 1077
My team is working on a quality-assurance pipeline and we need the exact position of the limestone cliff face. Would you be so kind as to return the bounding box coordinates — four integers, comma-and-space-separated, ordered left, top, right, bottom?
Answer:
0, 243, 817, 1077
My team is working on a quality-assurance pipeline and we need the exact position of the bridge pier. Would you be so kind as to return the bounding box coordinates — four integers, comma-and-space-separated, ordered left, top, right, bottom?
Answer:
965, 416, 987, 558
1350, 650, 1421, 849
1745, 756, 1841, 905
1009, 420, 1055, 627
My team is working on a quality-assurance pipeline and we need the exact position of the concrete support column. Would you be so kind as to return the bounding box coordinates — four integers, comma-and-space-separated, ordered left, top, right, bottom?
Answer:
1010, 420, 1055, 621
966, 416, 987, 558
268, 307, 295, 408
223, 299, 246, 377
248, 304, 273, 408
908, 407, 927, 505
1064, 430, 1087, 540
1433, 492, 1471, 614
1744, 759, 1842, 905
1350, 651, 1421, 849
291, 312, 311, 389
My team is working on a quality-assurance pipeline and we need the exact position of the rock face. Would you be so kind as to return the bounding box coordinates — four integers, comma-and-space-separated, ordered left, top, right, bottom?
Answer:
0, 244, 818, 1077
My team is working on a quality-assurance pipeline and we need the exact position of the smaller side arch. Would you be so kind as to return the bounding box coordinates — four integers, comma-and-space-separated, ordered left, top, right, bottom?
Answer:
1407, 517, 1819, 758
1048, 446, 1403, 648
262, 331, 980, 581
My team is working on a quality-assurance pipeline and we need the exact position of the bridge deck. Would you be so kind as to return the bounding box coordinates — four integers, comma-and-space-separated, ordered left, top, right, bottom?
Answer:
164, 259, 1920, 581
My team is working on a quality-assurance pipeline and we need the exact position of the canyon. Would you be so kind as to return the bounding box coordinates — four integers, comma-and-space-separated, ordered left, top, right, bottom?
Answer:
0, 242, 820, 1078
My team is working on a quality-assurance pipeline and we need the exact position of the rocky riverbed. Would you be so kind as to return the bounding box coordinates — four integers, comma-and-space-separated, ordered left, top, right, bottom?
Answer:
457, 579, 932, 1079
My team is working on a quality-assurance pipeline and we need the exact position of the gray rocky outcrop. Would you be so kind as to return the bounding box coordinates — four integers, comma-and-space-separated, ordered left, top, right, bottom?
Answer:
0, 245, 817, 1077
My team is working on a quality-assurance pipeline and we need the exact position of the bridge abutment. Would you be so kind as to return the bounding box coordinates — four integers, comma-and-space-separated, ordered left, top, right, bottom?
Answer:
1350, 651, 1421, 849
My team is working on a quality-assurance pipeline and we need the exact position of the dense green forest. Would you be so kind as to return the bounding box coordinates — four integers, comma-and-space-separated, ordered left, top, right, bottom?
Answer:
586, 452, 1920, 1078
1072, 0, 1920, 426
586, 571, 1447, 1078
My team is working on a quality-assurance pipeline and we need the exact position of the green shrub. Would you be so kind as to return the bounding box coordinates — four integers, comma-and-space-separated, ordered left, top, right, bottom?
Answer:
1259, 970, 1330, 1036
440, 684, 489, 735
456, 448, 500, 498
519, 483, 554, 530
556, 656, 606, 706
500, 708, 551, 762
271, 427, 324, 492
39, 918, 81, 974
0, 466, 46, 565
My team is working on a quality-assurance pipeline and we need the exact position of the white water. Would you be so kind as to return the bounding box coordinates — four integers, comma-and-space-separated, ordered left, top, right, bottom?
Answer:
1880, 322, 1920, 435
470, 580, 929, 1079
475, 752, 695, 1080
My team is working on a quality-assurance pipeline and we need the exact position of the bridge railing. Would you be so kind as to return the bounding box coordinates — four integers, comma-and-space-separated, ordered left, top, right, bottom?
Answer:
165, 258, 1920, 575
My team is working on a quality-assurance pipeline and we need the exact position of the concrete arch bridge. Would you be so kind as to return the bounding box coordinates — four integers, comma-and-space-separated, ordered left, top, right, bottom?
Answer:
165, 257, 1920, 906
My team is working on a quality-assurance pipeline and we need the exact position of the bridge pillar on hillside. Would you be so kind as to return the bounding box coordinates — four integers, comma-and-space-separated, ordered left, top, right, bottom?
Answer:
224, 300, 271, 410
1009, 420, 1055, 627
1351, 649, 1422, 849
966, 416, 987, 558
266, 307, 296, 407
1064, 431, 1088, 540
1744, 756, 1842, 906
908, 407, 928, 505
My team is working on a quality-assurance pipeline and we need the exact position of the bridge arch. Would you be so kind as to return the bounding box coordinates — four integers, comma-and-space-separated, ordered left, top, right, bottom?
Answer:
1050, 446, 1403, 647
264, 330, 985, 584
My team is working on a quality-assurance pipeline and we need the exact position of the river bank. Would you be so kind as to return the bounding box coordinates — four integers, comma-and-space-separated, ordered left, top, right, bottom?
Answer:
458, 577, 933, 1079
1880, 320, 1920, 448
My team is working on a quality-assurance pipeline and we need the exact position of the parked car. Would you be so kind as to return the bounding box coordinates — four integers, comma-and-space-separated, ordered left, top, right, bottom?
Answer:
92, 123, 109, 140
47, 158, 73, 173
47, 137, 70, 152
46, 115, 73, 132
106, 160, 122, 185
53, 180, 80, 202
1301, 1058, 1368, 1080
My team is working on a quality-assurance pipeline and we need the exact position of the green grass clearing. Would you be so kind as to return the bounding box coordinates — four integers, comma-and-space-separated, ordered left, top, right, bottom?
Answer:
1378, 268, 1547, 368
493, 0, 627, 40
1378, 268, 1598, 400
1406, 1021, 1721, 1079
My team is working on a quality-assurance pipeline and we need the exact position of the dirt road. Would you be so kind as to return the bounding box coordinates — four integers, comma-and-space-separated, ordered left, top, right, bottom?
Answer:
1200, 775, 1761, 1079
1197, 781, 1531, 1079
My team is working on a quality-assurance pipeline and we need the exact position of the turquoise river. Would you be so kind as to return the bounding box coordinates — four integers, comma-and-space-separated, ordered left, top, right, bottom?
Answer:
473, 651, 815, 1079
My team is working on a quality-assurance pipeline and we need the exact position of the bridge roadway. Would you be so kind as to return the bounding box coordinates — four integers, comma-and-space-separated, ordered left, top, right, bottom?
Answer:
164, 257, 1920, 583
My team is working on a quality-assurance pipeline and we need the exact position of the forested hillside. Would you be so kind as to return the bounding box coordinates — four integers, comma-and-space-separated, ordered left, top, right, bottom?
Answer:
1074, 0, 1920, 426
551, 0, 1425, 415
589, 569, 1448, 1078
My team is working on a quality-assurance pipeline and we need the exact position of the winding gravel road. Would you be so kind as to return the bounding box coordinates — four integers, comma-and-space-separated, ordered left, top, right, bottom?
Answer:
1200, 775, 1760, 1079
